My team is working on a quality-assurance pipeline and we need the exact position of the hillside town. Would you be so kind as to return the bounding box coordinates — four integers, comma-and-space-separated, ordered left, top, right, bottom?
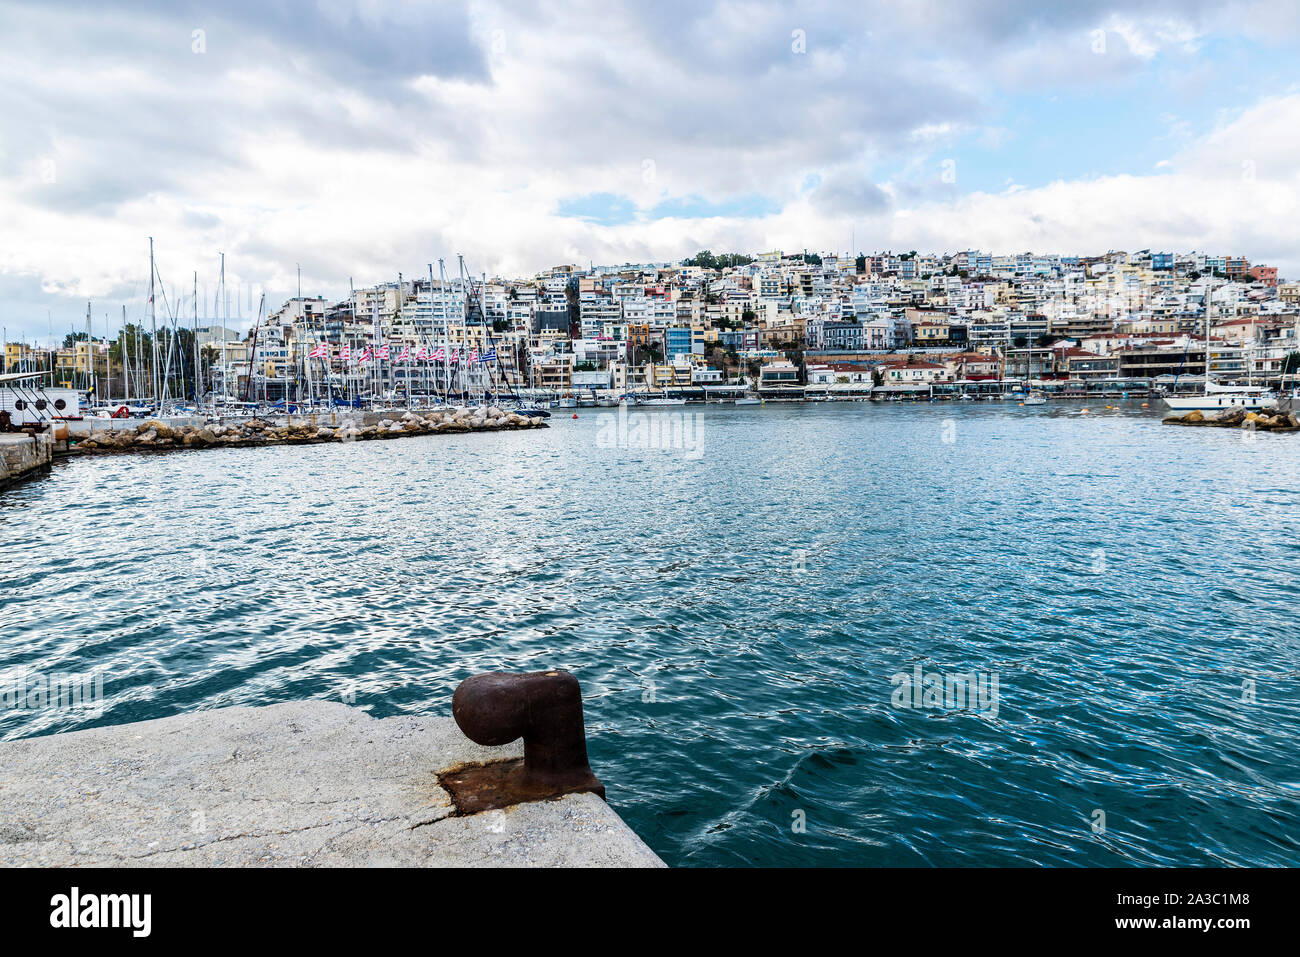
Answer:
6, 248, 1300, 406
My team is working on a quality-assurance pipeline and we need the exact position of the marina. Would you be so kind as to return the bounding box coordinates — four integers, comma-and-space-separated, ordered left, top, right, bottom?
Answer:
5, 0, 1299, 927
4, 401, 1298, 867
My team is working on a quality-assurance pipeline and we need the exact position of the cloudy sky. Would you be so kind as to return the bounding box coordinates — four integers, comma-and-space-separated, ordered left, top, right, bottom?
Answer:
1, 0, 1298, 341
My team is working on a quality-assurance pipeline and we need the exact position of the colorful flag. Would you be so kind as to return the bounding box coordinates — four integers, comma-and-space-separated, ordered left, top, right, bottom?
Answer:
431, 348, 445, 362
339, 344, 351, 361
449, 348, 459, 363
415, 347, 429, 361
309, 343, 328, 359
358, 347, 373, 363
477, 349, 497, 363
376, 345, 390, 360
469, 349, 479, 363
398, 347, 410, 362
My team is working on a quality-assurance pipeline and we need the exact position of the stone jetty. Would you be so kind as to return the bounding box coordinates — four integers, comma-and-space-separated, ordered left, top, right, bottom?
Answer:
0, 430, 54, 485
1162, 406, 1300, 432
71, 406, 547, 455
0, 701, 663, 867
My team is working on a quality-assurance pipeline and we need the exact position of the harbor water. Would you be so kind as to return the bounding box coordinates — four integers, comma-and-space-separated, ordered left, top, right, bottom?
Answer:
2, 401, 1298, 866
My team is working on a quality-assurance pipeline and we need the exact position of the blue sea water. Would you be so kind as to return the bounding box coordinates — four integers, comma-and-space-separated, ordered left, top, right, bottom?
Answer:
2, 401, 1298, 866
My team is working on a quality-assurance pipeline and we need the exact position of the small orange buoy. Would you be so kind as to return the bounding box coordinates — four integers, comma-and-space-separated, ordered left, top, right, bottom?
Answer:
572, 413, 578, 419
1081, 408, 1089, 414
1142, 402, 1148, 408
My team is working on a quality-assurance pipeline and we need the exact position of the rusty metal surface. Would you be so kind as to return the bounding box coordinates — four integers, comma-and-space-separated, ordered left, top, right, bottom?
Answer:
445, 670, 605, 814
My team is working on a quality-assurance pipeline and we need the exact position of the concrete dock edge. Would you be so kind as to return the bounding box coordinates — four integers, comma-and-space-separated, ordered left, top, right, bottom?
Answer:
0, 431, 54, 487
0, 701, 664, 868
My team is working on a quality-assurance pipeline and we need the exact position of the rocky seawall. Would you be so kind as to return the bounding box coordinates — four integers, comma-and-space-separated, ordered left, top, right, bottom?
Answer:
71, 407, 547, 454
1162, 406, 1300, 431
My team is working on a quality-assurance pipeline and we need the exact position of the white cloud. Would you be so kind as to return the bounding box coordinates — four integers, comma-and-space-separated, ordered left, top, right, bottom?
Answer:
1105, 15, 1203, 58
880, 94, 1300, 269
0, 0, 1296, 338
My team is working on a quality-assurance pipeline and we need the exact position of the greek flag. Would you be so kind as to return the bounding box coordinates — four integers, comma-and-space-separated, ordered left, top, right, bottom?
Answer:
477, 349, 497, 364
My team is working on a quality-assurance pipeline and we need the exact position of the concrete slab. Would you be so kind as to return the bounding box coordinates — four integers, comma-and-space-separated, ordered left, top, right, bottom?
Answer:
0, 701, 664, 867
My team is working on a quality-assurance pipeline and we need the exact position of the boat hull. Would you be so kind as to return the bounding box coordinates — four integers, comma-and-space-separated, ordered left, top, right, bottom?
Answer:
1163, 394, 1273, 413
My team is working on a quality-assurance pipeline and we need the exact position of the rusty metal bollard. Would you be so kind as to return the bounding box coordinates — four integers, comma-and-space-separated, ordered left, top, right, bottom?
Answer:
441, 670, 605, 814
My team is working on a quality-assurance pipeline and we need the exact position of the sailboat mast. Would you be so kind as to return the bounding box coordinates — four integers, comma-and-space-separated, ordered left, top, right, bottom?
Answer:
219, 252, 227, 404
193, 271, 200, 403
394, 271, 402, 403
85, 300, 92, 396
434, 263, 444, 405
1249, 312, 1256, 387
371, 288, 379, 404
349, 276, 355, 405
1205, 301, 1210, 394
149, 237, 159, 410
438, 259, 450, 402
458, 255, 472, 404
135, 315, 142, 401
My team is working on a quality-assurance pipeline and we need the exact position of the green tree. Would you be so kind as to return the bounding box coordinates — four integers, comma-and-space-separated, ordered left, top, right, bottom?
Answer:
683, 251, 753, 270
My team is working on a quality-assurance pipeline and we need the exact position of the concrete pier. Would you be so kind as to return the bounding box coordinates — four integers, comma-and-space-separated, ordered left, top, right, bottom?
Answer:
0, 701, 663, 867
0, 431, 53, 486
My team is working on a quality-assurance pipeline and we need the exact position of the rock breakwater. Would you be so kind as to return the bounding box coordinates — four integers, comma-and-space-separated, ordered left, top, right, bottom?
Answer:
1162, 406, 1300, 431
72, 407, 547, 454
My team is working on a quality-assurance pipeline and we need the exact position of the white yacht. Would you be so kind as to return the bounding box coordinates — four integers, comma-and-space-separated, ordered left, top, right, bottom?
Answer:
1161, 312, 1275, 413
1162, 382, 1274, 413
638, 396, 686, 406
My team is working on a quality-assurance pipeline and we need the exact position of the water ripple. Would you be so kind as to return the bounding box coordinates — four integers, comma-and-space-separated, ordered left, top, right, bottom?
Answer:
2, 403, 1299, 866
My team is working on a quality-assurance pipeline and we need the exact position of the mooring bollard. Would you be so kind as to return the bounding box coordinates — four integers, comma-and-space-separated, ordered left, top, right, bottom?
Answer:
442, 670, 605, 814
